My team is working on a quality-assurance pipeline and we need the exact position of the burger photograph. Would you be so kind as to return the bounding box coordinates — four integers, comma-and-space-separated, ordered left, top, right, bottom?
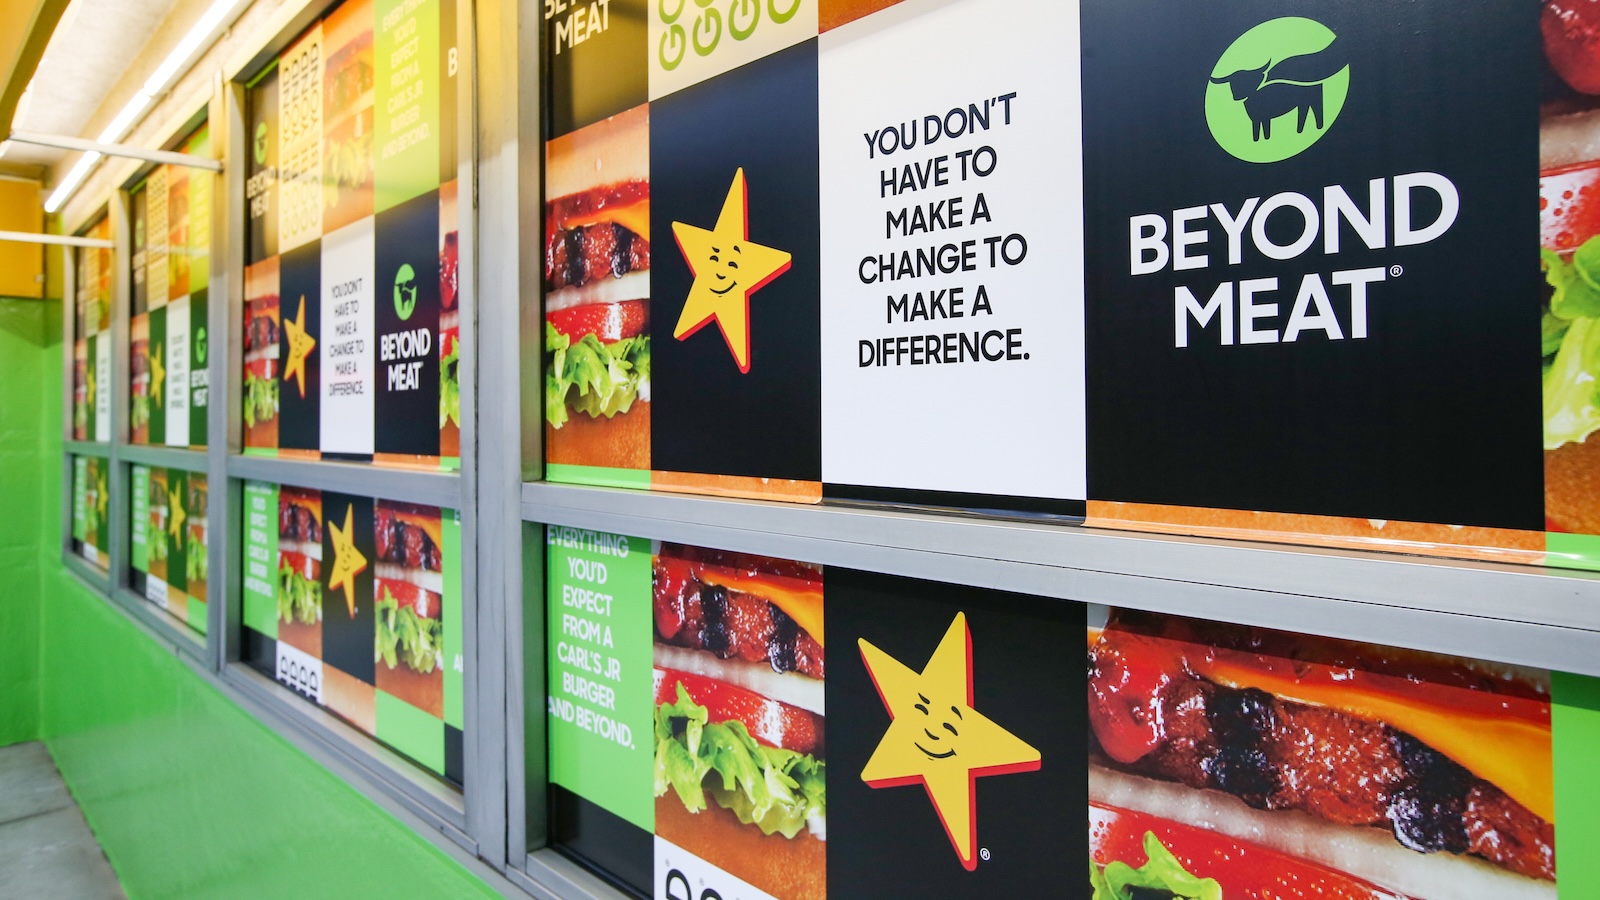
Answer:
1088, 608, 1554, 899
277, 486, 323, 657
373, 501, 446, 717
243, 258, 281, 450
544, 104, 651, 471
1542, 0, 1600, 539
652, 543, 826, 900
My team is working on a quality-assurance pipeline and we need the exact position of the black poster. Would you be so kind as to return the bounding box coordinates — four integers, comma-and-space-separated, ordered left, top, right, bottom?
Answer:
649, 40, 822, 480
825, 568, 1086, 896
247, 65, 280, 266
320, 492, 375, 684
166, 470, 188, 594
544, 0, 646, 139
278, 240, 321, 452
189, 289, 209, 442
1081, 1, 1541, 529
375, 189, 442, 456
148, 305, 167, 445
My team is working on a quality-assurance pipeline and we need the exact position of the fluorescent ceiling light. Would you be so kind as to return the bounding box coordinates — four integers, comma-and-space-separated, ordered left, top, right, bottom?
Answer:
44, 0, 247, 214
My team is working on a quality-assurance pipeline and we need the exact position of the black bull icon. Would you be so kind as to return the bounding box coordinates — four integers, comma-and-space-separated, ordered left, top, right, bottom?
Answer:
1211, 38, 1348, 141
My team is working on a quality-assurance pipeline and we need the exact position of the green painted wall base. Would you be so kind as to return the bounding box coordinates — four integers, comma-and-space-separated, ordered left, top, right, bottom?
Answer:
0, 298, 494, 898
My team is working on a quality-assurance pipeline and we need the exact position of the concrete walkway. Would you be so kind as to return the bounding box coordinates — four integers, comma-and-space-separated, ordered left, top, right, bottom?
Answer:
0, 742, 125, 899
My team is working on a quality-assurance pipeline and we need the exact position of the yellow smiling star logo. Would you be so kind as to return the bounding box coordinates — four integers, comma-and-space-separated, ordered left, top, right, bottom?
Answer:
282, 295, 316, 398
95, 469, 108, 520
671, 168, 792, 373
167, 483, 186, 541
326, 503, 367, 619
149, 343, 165, 409
859, 612, 1040, 871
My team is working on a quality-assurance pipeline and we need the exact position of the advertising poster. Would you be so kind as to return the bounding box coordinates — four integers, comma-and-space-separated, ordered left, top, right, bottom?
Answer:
544, 528, 1082, 899
127, 125, 211, 450
70, 456, 109, 571
543, 530, 1600, 898
129, 466, 208, 636
72, 216, 112, 443
240, 480, 464, 782
537, 0, 1089, 510
240, 0, 461, 469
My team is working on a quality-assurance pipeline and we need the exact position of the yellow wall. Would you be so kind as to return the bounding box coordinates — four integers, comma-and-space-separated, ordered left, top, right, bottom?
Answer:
0, 178, 43, 298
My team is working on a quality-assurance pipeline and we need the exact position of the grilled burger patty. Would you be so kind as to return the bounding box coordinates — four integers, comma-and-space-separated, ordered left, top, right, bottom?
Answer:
374, 509, 440, 571
279, 503, 321, 543
1089, 635, 1554, 881
653, 557, 824, 680
544, 222, 649, 292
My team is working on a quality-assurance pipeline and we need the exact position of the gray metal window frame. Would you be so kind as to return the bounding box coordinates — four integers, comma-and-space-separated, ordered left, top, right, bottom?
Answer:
51, 1, 1600, 898
54, 0, 525, 894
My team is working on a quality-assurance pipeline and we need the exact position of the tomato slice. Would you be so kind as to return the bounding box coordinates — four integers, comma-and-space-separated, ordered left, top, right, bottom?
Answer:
1542, 159, 1600, 253
279, 551, 319, 582
548, 299, 648, 344
655, 668, 820, 756
1090, 803, 1410, 899
378, 578, 440, 619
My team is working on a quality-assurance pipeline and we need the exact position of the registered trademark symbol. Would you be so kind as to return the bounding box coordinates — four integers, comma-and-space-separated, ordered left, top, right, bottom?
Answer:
980, 848, 991, 861
1390, 264, 1403, 277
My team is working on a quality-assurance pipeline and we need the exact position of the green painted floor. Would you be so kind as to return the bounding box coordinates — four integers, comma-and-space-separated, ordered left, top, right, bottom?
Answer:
0, 742, 124, 899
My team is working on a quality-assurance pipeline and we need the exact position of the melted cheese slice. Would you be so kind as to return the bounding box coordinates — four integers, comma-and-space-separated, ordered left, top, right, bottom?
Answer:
1202, 658, 1554, 823
560, 198, 650, 243
695, 570, 824, 649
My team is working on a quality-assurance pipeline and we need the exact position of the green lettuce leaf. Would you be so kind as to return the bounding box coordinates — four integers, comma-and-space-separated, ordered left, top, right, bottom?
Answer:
277, 560, 319, 625
653, 683, 824, 840
1542, 244, 1600, 449
131, 393, 150, 430
545, 322, 650, 429
374, 588, 443, 673
185, 533, 208, 584
244, 372, 279, 430
1090, 832, 1222, 900
440, 336, 461, 430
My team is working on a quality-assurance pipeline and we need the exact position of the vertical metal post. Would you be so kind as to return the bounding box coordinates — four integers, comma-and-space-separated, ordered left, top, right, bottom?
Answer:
215, 76, 247, 669
107, 195, 132, 595
60, 244, 77, 561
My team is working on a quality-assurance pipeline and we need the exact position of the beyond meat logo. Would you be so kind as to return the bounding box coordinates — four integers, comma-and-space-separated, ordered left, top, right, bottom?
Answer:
1205, 17, 1349, 163
858, 612, 1040, 871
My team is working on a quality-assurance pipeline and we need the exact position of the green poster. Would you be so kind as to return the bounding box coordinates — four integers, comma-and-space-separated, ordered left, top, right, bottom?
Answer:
545, 526, 653, 831
443, 509, 463, 730
187, 124, 211, 288
1555, 671, 1600, 898
131, 465, 149, 572
375, 0, 441, 212
71, 457, 88, 543
242, 480, 280, 638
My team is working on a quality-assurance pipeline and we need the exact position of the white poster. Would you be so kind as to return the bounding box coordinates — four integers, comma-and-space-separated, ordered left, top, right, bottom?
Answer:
278, 25, 324, 252
166, 296, 190, 447
93, 334, 111, 442
320, 217, 376, 454
147, 167, 169, 309
648, 0, 817, 101
817, 0, 1086, 502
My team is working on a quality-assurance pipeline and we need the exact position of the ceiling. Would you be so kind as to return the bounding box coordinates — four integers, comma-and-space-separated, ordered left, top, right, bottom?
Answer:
0, 0, 177, 178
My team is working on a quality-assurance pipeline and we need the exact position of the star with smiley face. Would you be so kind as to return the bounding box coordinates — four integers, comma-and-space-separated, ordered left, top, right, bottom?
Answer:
671, 168, 792, 373
859, 611, 1041, 871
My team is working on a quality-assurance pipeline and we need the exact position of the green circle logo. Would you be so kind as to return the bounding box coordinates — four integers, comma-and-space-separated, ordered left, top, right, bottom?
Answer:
1205, 17, 1349, 163
393, 263, 418, 321
253, 122, 268, 165
195, 326, 207, 364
